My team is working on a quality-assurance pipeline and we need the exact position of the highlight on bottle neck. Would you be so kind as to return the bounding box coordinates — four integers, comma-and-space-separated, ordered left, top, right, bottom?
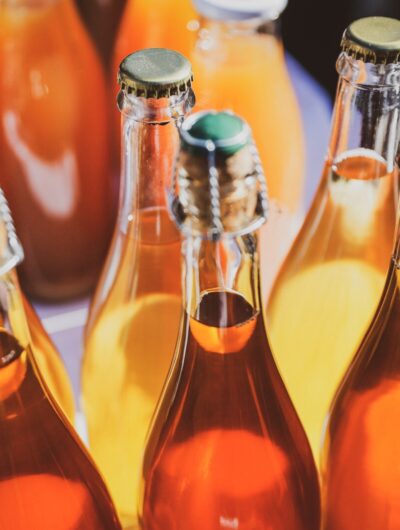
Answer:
169, 111, 269, 241
193, 0, 287, 23
329, 17, 400, 173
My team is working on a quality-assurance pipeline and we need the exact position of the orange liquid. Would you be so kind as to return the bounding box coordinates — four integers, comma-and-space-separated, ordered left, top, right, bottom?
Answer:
0, 330, 121, 529
191, 24, 305, 294
140, 290, 320, 530
0, 0, 113, 300
322, 256, 400, 530
267, 152, 397, 461
83, 207, 182, 528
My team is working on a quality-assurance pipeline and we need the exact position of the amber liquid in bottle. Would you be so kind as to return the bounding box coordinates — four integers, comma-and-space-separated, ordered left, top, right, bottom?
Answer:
140, 237, 321, 530
322, 237, 400, 530
267, 150, 397, 459
0, 0, 113, 300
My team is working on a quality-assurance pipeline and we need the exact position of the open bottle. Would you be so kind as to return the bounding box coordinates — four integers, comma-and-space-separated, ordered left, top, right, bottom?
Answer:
0, 0, 114, 300
139, 111, 320, 530
266, 16, 400, 460
0, 194, 122, 529
82, 48, 195, 528
0, 188, 75, 423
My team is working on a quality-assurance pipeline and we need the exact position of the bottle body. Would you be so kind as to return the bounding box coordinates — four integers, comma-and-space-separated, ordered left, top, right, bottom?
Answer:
0, 0, 113, 300
140, 236, 321, 530
191, 18, 305, 294
267, 52, 400, 461
322, 246, 400, 529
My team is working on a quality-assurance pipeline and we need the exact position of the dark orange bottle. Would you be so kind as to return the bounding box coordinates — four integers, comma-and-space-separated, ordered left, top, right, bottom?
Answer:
0, 197, 122, 529
0, 0, 113, 300
139, 111, 321, 530
321, 20, 400, 529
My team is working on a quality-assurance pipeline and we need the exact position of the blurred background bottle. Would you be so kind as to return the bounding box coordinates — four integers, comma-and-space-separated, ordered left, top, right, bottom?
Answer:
191, 0, 305, 296
0, 0, 114, 301
267, 17, 400, 462
75, 0, 127, 70
82, 49, 194, 528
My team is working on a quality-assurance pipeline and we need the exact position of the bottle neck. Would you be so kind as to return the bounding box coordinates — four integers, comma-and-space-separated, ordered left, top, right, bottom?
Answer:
118, 91, 194, 234
183, 233, 262, 325
328, 52, 400, 172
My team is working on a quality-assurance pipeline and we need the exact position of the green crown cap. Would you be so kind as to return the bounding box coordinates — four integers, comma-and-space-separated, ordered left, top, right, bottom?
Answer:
118, 48, 193, 98
342, 17, 400, 64
180, 111, 251, 156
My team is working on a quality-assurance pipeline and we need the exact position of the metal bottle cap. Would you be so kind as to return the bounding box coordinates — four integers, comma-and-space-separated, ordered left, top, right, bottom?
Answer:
118, 48, 193, 98
193, 0, 288, 21
170, 110, 269, 240
342, 17, 400, 64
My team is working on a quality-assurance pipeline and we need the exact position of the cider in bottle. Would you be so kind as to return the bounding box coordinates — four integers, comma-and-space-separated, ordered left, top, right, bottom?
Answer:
0, 194, 122, 530
191, 0, 305, 295
0, 0, 113, 300
266, 16, 400, 461
322, 212, 400, 529
0, 189, 75, 423
139, 111, 321, 530
82, 49, 195, 529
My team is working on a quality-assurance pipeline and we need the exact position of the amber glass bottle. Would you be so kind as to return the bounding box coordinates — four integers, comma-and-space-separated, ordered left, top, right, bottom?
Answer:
191, 0, 305, 294
0, 0, 113, 300
322, 226, 400, 529
0, 198, 122, 529
0, 189, 75, 423
76, 0, 127, 69
266, 17, 400, 460
82, 49, 195, 529
139, 111, 320, 530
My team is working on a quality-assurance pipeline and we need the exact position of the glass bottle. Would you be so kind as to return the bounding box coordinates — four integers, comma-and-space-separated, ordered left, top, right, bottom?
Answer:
0, 195, 122, 530
0, 0, 114, 301
139, 110, 320, 530
266, 16, 400, 461
75, 0, 127, 69
191, 0, 306, 296
322, 221, 400, 528
0, 188, 75, 423
82, 49, 195, 529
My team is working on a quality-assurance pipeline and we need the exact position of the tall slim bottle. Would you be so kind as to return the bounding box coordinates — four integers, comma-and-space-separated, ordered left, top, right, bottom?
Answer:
0, 194, 122, 529
266, 16, 400, 460
0, 189, 75, 423
82, 49, 195, 528
140, 110, 320, 530
0, 0, 113, 300
191, 0, 305, 294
